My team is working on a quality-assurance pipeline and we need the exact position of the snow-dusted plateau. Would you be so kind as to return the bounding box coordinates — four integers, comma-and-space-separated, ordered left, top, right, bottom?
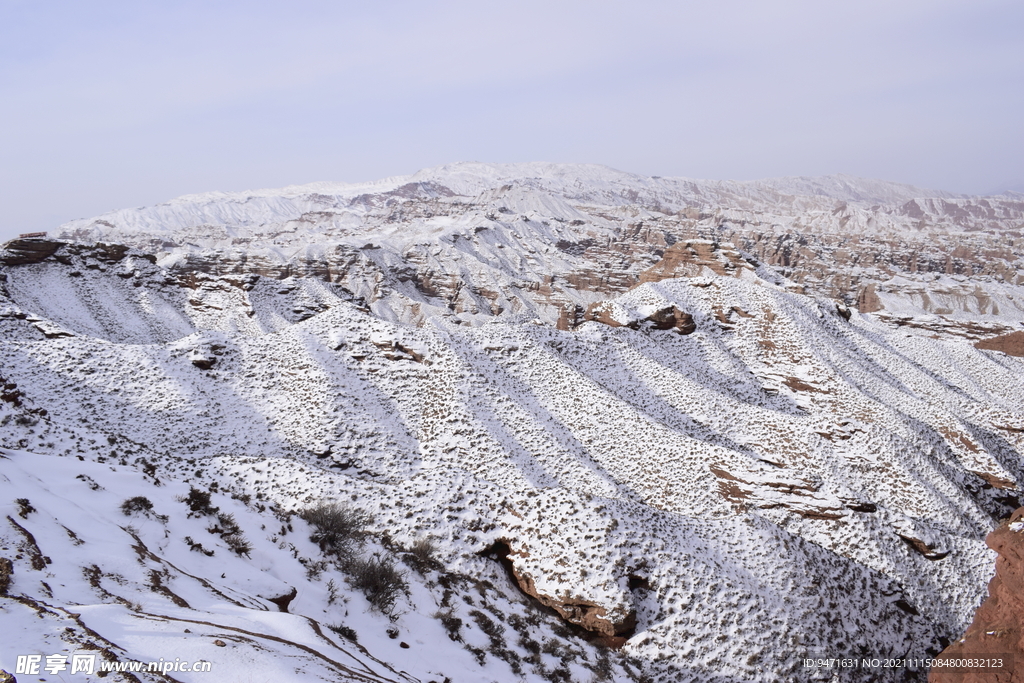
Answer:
1, 163, 1023, 682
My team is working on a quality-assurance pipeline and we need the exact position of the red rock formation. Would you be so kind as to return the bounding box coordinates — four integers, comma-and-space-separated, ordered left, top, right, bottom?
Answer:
930, 508, 1024, 682
709, 464, 849, 520
975, 332, 1024, 357
646, 305, 697, 333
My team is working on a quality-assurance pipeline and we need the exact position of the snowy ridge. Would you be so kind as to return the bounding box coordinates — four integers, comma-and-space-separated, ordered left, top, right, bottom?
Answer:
50, 163, 1024, 340
58, 163, 966, 239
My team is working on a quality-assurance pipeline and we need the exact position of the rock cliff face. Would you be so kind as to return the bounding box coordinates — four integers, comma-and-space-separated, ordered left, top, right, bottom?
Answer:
931, 508, 1024, 683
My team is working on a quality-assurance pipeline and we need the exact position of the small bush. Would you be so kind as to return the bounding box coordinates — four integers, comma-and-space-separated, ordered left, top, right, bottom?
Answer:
207, 512, 250, 557
184, 536, 214, 556
465, 645, 486, 667
178, 487, 218, 517
299, 503, 371, 560
15, 498, 35, 519
469, 609, 503, 640
591, 649, 614, 681
347, 554, 407, 618
405, 536, 440, 573
327, 623, 357, 643
303, 558, 329, 581
434, 609, 463, 642
208, 512, 241, 536
0, 557, 12, 595
120, 496, 154, 516
224, 533, 252, 558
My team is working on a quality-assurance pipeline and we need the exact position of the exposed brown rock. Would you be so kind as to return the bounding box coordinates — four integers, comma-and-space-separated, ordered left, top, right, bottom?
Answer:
975, 332, 1024, 357
637, 240, 750, 283
782, 376, 829, 394
929, 508, 1024, 682
556, 305, 574, 331
0, 239, 65, 266
512, 568, 636, 639
857, 283, 883, 313
481, 540, 636, 642
581, 302, 695, 334
582, 302, 630, 329
644, 306, 696, 333
372, 338, 427, 363
972, 472, 1020, 491
896, 533, 951, 561
709, 464, 848, 520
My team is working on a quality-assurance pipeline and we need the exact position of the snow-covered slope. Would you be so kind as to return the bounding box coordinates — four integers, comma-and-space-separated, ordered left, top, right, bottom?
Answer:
3, 163, 1024, 681
3, 216, 1024, 681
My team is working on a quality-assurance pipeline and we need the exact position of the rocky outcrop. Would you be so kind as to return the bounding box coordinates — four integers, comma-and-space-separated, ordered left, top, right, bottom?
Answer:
0, 238, 65, 266
891, 517, 951, 561
190, 354, 216, 370
930, 508, 1024, 682
581, 301, 695, 334
513, 567, 636, 643
710, 464, 854, 520
644, 305, 697, 333
637, 239, 752, 281
482, 540, 636, 646
976, 331, 1024, 357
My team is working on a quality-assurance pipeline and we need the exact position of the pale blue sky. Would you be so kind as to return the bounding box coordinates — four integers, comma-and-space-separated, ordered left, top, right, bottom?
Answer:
1, 0, 1022, 240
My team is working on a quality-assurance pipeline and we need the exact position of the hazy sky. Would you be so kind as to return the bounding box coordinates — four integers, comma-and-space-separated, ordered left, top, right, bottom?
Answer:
1, 0, 1022, 241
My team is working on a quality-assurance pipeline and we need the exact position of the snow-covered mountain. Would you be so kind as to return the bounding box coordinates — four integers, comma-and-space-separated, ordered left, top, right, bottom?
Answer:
54, 162, 1024, 335
2, 164, 1023, 682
